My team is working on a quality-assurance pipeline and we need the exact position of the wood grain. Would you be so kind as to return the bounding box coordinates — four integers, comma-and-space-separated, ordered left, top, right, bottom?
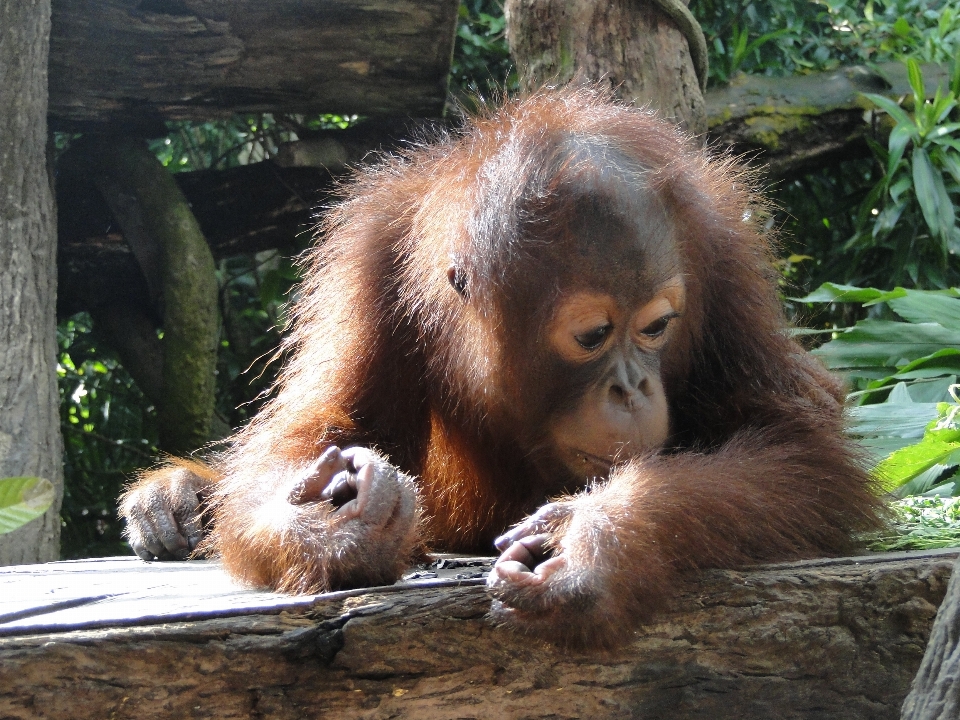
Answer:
0, 550, 955, 719
48, 0, 459, 129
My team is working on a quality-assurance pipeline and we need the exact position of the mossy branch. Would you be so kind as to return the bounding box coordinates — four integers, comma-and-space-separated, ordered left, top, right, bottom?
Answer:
76, 136, 220, 454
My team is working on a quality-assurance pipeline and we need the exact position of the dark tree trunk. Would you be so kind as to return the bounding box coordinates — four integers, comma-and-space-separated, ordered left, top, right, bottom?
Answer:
60, 136, 220, 454
505, 0, 707, 134
901, 554, 960, 720
0, 0, 62, 564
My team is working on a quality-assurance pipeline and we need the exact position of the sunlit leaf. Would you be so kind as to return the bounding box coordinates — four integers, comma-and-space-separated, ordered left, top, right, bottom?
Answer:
907, 57, 925, 105
0, 477, 55, 535
875, 428, 960, 492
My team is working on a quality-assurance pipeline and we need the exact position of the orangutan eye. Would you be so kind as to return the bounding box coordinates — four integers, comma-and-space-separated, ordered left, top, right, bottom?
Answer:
639, 313, 678, 339
575, 324, 612, 350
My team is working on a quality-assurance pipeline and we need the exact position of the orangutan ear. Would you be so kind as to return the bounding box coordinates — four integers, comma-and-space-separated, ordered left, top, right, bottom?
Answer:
447, 264, 469, 299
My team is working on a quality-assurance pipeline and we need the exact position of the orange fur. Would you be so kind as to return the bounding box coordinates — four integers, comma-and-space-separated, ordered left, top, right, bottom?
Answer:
123, 88, 882, 644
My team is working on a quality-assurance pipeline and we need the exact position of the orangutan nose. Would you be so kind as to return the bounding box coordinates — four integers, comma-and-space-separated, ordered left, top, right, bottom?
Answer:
606, 358, 654, 410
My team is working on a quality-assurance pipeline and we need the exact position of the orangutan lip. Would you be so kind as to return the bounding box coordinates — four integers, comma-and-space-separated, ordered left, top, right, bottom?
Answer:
571, 450, 615, 471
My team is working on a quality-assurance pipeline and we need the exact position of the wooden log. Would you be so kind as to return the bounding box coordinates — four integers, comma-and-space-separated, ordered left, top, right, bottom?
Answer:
54, 62, 957, 323
901, 554, 960, 720
706, 61, 954, 179
48, 0, 459, 129
57, 61, 954, 261
0, 549, 956, 719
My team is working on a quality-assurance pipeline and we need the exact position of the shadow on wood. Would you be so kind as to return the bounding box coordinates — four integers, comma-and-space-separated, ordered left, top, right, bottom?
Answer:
0, 549, 956, 719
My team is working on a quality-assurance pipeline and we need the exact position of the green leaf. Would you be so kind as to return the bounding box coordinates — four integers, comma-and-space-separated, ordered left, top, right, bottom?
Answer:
888, 292, 960, 330
863, 93, 916, 131
0, 477, 55, 535
907, 58, 925, 105
926, 122, 960, 141
887, 124, 914, 177
875, 428, 960, 492
893, 16, 912, 39
847, 402, 939, 439
895, 463, 956, 497
796, 282, 894, 304
912, 147, 955, 240
940, 151, 960, 185
813, 320, 960, 370
890, 351, 960, 378
743, 28, 792, 58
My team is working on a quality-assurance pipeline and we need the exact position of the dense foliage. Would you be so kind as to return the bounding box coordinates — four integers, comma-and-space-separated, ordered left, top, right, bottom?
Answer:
58, 314, 157, 556
804, 284, 960, 548
693, 0, 960, 84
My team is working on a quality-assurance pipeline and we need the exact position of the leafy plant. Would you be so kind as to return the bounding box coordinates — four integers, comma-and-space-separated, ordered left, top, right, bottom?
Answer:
806, 283, 960, 494
0, 477, 55, 535
818, 0, 960, 66
847, 58, 960, 288
691, 0, 960, 86
805, 283, 960, 547
868, 495, 960, 550
215, 251, 302, 428
449, 0, 517, 106
58, 314, 159, 558
147, 112, 359, 173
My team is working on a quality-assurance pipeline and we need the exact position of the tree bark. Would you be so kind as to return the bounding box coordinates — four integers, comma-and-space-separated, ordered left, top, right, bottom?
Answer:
706, 62, 953, 180
0, 550, 955, 719
505, 0, 707, 134
64, 136, 220, 454
0, 0, 62, 564
47, 0, 459, 131
901, 554, 960, 720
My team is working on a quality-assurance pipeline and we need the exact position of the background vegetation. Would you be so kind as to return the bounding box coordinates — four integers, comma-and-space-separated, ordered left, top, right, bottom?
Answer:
58, 0, 960, 557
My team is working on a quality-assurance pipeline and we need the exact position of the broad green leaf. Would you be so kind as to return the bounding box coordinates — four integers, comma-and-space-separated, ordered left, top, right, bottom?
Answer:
887, 381, 914, 403
847, 402, 938, 439
887, 124, 913, 177
875, 428, 960, 492
858, 436, 918, 466
889, 174, 913, 204
875, 198, 908, 236
940, 151, 960, 185
813, 320, 960, 369
888, 293, 960, 330
901, 375, 960, 402
927, 122, 960, 140
796, 282, 895, 304
860, 368, 959, 405
0, 477, 55, 535
895, 463, 956, 497
893, 16, 912, 39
